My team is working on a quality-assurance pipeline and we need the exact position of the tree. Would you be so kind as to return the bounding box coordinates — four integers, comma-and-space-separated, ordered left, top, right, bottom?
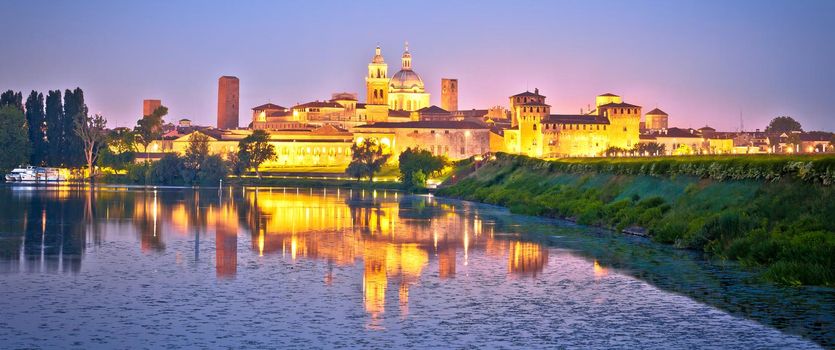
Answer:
346, 162, 364, 181
635, 142, 666, 156
398, 147, 446, 189
765, 116, 803, 133
226, 151, 245, 178
785, 132, 802, 153
135, 105, 168, 162
603, 146, 628, 157
0, 90, 23, 111
237, 129, 275, 179
149, 154, 183, 185
183, 132, 210, 170
24, 91, 47, 165
0, 106, 31, 173
197, 155, 228, 185
63, 88, 88, 167
347, 138, 390, 183
672, 144, 694, 156
75, 113, 108, 181
45, 90, 63, 166
98, 128, 137, 171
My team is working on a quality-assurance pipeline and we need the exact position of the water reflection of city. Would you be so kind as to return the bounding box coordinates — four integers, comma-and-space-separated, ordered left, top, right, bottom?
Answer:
0, 187, 549, 321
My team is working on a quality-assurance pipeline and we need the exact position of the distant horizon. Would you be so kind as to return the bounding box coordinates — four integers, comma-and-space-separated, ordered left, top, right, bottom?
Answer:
2, 0, 833, 131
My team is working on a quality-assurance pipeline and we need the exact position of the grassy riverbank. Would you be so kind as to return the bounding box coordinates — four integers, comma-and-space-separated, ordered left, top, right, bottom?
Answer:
437, 153, 835, 286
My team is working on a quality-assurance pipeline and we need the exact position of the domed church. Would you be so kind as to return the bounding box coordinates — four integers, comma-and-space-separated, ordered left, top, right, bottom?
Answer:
365, 42, 431, 112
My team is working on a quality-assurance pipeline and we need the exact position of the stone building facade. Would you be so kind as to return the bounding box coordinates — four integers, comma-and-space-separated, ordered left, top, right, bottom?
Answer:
353, 121, 490, 161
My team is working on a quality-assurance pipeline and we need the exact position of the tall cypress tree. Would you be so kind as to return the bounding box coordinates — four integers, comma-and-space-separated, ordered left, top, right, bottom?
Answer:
25, 91, 47, 165
62, 88, 88, 167
0, 90, 23, 111
45, 90, 64, 166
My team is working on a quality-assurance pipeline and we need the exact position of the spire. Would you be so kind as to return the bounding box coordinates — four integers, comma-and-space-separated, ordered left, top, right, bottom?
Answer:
401, 41, 412, 70
371, 45, 385, 64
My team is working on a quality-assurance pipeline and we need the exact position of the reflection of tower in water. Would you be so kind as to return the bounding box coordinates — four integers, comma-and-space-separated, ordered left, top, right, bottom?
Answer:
438, 246, 456, 279
363, 245, 387, 320
213, 199, 239, 278
508, 242, 549, 277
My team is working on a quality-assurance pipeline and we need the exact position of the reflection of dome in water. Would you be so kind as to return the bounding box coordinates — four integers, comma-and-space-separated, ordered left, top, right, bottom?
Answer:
390, 69, 424, 91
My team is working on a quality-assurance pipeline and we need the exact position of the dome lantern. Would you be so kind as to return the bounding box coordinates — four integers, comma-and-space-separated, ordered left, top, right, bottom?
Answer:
401, 41, 411, 70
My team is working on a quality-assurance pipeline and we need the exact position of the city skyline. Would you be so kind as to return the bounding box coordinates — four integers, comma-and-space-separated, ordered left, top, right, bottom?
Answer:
2, 0, 834, 131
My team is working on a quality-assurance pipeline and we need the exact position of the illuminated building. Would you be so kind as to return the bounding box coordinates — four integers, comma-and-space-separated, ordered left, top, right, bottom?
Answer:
354, 120, 490, 161
147, 126, 355, 168
387, 43, 430, 112
644, 108, 669, 131
496, 90, 642, 157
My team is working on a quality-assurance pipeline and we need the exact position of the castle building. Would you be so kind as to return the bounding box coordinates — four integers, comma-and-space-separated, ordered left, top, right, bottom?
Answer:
217, 76, 240, 129
441, 78, 458, 111
386, 43, 430, 112
496, 90, 641, 157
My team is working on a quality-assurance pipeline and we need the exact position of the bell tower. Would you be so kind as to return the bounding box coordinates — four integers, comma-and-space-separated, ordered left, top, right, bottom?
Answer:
366, 45, 389, 105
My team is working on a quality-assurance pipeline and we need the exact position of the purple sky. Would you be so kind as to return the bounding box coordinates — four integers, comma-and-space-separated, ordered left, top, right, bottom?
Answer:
2, 0, 834, 131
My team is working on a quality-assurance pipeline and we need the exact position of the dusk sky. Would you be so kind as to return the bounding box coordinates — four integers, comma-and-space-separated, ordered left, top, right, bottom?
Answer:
2, 0, 834, 131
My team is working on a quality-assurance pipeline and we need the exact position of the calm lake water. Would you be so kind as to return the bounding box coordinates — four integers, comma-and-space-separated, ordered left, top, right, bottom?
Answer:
0, 185, 832, 349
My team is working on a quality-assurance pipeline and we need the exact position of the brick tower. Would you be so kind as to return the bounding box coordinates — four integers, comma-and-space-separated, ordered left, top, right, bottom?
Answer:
441, 78, 458, 111
143, 99, 161, 117
217, 76, 240, 129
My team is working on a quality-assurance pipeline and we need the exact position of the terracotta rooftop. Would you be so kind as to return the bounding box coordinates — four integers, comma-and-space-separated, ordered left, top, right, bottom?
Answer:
599, 93, 619, 97
646, 108, 668, 116
545, 114, 610, 125
252, 103, 287, 111
599, 102, 641, 109
417, 105, 449, 114
294, 101, 343, 109
656, 127, 701, 138
510, 91, 545, 98
388, 109, 411, 118
356, 120, 489, 129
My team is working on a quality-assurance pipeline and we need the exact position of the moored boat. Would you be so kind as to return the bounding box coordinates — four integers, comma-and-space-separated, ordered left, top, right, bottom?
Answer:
4, 166, 68, 182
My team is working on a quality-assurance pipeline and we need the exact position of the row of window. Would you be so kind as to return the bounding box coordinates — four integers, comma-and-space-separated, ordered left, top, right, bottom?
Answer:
275, 146, 353, 156
543, 124, 608, 131
520, 106, 547, 113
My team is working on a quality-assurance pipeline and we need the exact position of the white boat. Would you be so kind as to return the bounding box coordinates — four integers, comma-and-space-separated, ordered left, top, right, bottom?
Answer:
4, 166, 37, 182
3, 166, 66, 182
5, 168, 24, 181
19, 166, 38, 181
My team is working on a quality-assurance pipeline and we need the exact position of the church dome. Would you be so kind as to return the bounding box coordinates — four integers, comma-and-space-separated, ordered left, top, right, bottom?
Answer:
390, 69, 424, 91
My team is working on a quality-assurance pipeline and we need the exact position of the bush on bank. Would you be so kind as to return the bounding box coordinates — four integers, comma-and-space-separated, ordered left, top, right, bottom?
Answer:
102, 154, 228, 186
438, 153, 835, 286
501, 153, 835, 185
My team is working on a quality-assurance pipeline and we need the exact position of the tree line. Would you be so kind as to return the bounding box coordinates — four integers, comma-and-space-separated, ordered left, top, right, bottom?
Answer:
0, 88, 107, 174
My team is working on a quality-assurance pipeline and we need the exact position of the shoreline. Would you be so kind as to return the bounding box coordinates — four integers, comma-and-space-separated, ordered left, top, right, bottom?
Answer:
437, 153, 835, 287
